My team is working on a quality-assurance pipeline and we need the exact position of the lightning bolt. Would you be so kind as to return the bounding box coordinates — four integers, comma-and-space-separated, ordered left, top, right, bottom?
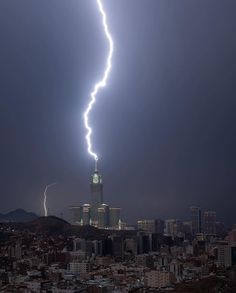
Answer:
83, 0, 114, 162
43, 182, 58, 217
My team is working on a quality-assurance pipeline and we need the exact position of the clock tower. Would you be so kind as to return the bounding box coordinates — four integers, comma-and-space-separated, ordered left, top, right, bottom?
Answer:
90, 160, 103, 222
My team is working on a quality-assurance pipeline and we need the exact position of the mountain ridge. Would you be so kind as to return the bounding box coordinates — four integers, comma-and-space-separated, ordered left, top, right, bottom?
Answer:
0, 208, 38, 222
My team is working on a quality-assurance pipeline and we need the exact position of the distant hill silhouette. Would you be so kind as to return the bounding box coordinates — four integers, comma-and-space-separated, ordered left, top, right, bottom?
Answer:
0, 209, 38, 222
0, 214, 136, 239
26, 216, 109, 238
27, 216, 71, 235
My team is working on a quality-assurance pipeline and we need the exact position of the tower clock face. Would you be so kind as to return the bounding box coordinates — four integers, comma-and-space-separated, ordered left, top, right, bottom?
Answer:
93, 174, 99, 184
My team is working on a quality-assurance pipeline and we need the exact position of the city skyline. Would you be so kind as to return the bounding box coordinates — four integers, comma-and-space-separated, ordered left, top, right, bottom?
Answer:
0, 0, 236, 225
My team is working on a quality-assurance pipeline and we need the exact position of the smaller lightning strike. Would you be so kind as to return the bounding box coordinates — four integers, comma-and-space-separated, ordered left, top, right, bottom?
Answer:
43, 182, 58, 217
83, 0, 114, 162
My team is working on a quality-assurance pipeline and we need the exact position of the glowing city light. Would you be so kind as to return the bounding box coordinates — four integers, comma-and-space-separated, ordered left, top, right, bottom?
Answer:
83, 0, 114, 162
43, 182, 58, 217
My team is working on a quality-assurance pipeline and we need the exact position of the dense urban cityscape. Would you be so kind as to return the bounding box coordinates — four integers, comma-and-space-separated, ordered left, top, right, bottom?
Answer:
0, 166, 236, 292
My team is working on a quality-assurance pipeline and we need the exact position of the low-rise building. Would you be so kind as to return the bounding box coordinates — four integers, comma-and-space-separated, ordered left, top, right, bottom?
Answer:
145, 269, 171, 288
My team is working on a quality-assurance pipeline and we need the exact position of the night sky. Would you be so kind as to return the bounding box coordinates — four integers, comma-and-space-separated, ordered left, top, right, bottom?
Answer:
0, 0, 235, 225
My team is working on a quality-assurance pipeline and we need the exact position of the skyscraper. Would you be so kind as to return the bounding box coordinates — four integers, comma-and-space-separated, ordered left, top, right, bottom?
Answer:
70, 206, 82, 225
190, 206, 202, 235
90, 161, 103, 224
82, 204, 91, 225
137, 219, 164, 234
109, 208, 121, 228
204, 210, 216, 235
164, 219, 183, 238
98, 204, 109, 228
70, 161, 122, 229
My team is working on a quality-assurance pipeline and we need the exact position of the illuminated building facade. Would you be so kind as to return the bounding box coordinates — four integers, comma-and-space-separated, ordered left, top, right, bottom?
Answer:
90, 161, 103, 224
70, 161, 121, 229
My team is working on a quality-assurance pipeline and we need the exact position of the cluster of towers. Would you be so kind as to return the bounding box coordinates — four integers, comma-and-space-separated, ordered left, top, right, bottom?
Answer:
190, 206, 217, 235
70, 161, 121, 229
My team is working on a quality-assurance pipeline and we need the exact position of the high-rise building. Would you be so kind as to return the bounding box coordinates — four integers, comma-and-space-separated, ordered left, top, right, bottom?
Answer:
204, 210, 216, 235
217, 244, 236, 267
70, 161, 122, 229
182, 221, 192, 235
216, 221, 226, 238
124, 238, 137, 255
229, 228, 236, 245
137, 219, 164, 234
109, 208, 121, 228
90, 161, 103, 223
110, 235, 124, 259
70, 206, 82, 225
164, 219, 183, 238
137, 233, 150, 254
190, 206, 202, 235
82, 204, 91, 225
98, 204, 109, 228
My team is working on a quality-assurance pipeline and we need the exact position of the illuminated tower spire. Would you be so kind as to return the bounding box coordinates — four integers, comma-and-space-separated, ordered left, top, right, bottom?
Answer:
95, 159, 98, 173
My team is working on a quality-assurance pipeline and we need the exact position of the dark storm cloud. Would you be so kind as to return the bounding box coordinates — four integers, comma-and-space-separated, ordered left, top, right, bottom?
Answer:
0, 0, 235, 225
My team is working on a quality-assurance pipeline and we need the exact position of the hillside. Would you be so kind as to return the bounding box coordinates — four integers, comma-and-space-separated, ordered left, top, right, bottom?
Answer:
0, 209, 38, 222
